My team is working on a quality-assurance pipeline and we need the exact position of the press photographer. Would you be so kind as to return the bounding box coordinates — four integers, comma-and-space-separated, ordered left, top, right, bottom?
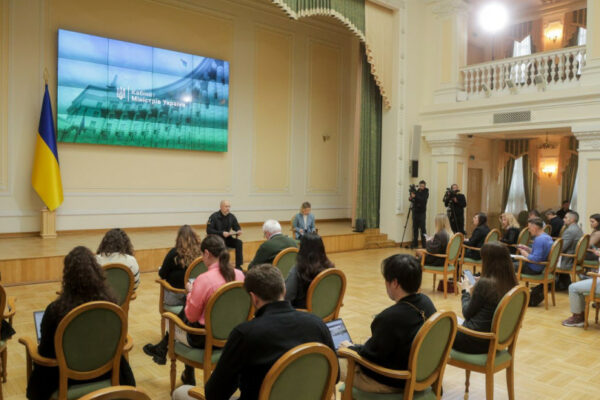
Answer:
443, 183, 466, 234
409, 180, 429, 248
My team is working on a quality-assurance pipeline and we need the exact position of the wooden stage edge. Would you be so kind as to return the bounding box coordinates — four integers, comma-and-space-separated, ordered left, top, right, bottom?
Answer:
0, 223, 399, 286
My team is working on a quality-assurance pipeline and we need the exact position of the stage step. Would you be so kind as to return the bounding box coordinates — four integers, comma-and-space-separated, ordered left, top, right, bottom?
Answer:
364, 230, 398, 249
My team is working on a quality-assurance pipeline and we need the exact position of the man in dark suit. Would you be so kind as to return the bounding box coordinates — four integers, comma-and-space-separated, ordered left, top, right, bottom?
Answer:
247, 220, 297, 269
410, 180, 429, 248
207, 200, 243, 269
203, 265, 337, 400
556, 200, 572, 220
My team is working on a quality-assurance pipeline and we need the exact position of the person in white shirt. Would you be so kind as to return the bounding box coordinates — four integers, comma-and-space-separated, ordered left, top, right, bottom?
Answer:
96, 228, 140, 290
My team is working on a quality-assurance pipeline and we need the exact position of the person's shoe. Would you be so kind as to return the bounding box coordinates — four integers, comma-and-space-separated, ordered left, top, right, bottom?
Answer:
562, 314, 584, 327
143, 342, 167, 365
181, 368, 196, 386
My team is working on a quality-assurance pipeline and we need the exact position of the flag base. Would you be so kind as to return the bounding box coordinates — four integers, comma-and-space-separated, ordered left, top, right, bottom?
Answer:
40, 208, 57, 238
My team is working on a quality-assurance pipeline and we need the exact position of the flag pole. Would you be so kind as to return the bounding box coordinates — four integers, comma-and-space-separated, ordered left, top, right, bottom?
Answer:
39, 67, 58, 239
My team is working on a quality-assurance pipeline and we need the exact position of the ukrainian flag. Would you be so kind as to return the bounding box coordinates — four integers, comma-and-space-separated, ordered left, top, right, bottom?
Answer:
32, 85, 63, 211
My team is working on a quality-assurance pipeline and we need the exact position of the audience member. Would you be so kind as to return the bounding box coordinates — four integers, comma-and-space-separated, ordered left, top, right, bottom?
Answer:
463, 213, 490, 260
96, 228, 140, 290
562, 248, 600, 327
207, 200, 243, 269
247, 220, 297, 269
556, 211, 583, 289
514, 217, 553, 275
143, 225, 202, 365
292, 201, 316, 239
556, 200, 572, 220
528, 209, 542, 220
544, 209, 564, 237
454, 243, 518, 353
339, 254, 436, 393
499, 213, 521, 254
585, 214, 600, 262
415, 214, 451, 266
26, 246, 135, 400
199, 265, 336, 399
285, 233, 334, 308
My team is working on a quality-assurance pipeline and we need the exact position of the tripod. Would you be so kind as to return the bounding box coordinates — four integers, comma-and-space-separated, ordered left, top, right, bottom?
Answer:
400, 203, 414, 248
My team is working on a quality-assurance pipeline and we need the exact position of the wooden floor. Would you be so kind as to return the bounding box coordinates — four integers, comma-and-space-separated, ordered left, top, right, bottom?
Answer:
3, 247, 600, 399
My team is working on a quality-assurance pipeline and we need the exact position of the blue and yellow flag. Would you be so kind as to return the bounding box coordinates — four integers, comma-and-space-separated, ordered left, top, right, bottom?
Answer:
32, 85, 63, 211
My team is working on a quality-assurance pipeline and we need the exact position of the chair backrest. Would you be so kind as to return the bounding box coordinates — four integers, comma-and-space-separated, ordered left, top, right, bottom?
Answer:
490, 286, 529, 352
102, 264, 134, 310
446, 233, 464, 264
517, 227, 530, 246
547, 238, 563, 274
485, 229, 501, 243
406, 311, 457, 394
55, 301, 127, 397
559, 224, 567, 237
185, 256, 207, 282
306, 269, 346, 322
543, 224, 552, 235
79, 386, 151, 400
273, 247, 299, 279
258, 342, 338, 400
205, 281, 253, 346
574, 234, 591, 265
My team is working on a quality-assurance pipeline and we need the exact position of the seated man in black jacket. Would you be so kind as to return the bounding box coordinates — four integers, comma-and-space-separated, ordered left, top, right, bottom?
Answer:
202, 264, 337, 400
207, 200, 243, 269
544, 209, 564, 237
339, 254, 436, 393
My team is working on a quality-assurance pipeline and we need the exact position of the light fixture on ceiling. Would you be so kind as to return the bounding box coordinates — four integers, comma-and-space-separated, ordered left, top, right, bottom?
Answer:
479, 3, 509, 34
538, 133, 557, 150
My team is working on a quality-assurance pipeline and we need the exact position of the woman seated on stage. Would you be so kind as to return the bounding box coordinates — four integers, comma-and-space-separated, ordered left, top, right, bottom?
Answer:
293, 201, 316, 240
285, 233, 334, 308
26, 246, 135, 400
415, 214, 452, 266
463, 212, 490, 260
499, 213, 521, 254
454, 242, 518, 354
96, 228, 140, 290
143, 225, 202, 364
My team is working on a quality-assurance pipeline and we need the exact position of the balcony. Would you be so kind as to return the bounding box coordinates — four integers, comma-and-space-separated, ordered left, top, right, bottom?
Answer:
460, 45, 586, 100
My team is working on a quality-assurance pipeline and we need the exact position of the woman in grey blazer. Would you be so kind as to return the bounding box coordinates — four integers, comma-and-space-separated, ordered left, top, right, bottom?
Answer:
293, 201, 316, 239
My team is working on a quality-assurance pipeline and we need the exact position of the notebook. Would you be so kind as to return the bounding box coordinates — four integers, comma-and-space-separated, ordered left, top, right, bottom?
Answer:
325, 318, 352, 350
33, 311, 44, 343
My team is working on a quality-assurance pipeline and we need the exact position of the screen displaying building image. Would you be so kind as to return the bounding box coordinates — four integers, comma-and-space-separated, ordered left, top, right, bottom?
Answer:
57, 29, 229, 152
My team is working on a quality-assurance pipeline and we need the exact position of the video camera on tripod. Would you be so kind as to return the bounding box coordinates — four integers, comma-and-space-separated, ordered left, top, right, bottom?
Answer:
408, 184, 418, 200
443, 187, 459, 205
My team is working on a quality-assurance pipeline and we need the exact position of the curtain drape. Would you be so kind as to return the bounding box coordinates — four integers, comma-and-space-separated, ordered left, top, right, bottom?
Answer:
356, 48, 382, 229
562, 137, 578, 203
502, 157, 515, 212
501, 139, 529, 211
522, 154, 537, 211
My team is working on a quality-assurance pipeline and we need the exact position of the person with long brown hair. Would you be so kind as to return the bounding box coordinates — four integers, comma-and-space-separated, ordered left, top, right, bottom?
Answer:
454, 242, 518, 354
26, 246, 135, 400
96, 228, 140, 290
585, 214, 600, 261
463, 212, 490, 260
499, 213, 521, 254
415, 213, 452, 266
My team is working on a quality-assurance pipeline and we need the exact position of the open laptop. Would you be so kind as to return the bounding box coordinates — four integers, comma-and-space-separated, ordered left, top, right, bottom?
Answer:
33, 311, 44, 343
325, 318, 352, 350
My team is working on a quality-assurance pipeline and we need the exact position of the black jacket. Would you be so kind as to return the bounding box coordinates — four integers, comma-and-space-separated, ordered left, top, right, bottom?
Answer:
411, 188, 429, 213
444, 192, 466, 212
207, 211, 241, 238
351, 293, 436, 388
464, 225, 490, 260
158, 247, 186, 289
549, 216, 564, 238
500, 227, 520, 254
424, 231, 450, 266
204, 301, 337, 400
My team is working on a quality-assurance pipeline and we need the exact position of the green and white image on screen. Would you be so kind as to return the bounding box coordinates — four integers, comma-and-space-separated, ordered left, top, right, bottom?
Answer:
57, 29, 229, 152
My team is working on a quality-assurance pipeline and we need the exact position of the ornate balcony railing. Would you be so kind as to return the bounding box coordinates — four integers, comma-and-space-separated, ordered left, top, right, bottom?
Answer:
460, 45, 586, 98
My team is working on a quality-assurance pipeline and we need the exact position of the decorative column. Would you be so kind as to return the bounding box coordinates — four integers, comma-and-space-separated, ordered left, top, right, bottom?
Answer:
573, 128, 600, 232
430, 0, 468, 104
583, 0, 600, 85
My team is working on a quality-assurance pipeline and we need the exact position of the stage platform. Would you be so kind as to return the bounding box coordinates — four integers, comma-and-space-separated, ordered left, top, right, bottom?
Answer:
0, 220, 397, 285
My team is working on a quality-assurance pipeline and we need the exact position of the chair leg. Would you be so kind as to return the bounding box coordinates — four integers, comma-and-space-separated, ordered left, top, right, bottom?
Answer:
443, 276, 448, 299
170, 358, 177, 394
506, 363, 515, 400
584, 301, 590, 330
1, 347, 6, 382
485, 371, 494, 400
551, 281, 556, 306
596, 302, 599, 324
543, 283, 549, 310
433, 274, 436, 292
161, 317, 165, 336
464, 370, 471, 400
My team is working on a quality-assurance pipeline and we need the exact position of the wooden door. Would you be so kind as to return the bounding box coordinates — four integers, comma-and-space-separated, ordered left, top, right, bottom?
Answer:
466, 168, 483, 236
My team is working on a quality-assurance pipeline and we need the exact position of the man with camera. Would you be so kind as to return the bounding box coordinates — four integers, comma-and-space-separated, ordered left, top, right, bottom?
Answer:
409, 180, 429, 249
443, 184, 467, 234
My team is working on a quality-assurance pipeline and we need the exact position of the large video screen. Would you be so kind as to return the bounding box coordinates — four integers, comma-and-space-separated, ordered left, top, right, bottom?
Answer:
57, 29, 229, 152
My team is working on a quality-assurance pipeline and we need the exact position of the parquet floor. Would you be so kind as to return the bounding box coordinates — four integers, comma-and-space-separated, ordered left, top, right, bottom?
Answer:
3, 247, 600, 399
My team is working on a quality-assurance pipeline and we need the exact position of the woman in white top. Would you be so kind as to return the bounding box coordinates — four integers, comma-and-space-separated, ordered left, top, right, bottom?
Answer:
96, 228, 140, 290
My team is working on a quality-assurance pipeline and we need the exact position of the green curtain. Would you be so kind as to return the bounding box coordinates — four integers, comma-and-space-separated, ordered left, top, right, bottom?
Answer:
562, 137, 578, 202
501, 139, 528, 212
501, 158, 515, 212
356, 48, 382, 229
522, 154, 537, 211
272, 0, 365, 35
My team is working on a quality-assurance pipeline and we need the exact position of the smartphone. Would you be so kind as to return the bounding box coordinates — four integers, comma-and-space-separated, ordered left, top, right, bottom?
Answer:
463, 270, 476, 285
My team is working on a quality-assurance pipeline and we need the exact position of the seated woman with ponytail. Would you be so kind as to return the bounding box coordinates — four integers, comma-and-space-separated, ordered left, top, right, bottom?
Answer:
176, 234, 245, 386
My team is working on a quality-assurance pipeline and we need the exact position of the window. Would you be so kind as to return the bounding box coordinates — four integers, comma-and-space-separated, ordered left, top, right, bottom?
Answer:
512, 35, 532, 83
504, 157, 528, 214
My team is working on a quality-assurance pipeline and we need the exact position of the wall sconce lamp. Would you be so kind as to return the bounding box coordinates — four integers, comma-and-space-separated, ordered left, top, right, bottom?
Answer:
541, 164, 557, 178
545, 22, 563, 43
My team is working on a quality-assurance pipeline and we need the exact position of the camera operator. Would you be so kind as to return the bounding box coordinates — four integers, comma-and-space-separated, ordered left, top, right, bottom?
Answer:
443, 183, 467, 234
409, 180, 429, 249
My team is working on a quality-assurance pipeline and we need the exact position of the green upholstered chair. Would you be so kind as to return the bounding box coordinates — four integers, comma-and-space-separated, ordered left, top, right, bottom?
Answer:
556, 234, 590, 284
163, 281, 253, 392
516, 238, 562, 310
79, 385, 151, 400
188, 342, 338, 400
421, 233, 464, 298
273, 247, 299, 279
461, 229, 501, 274
583, 271, 600, 330
514, 227, 531, 248
559, 224, 567, 237
0, 284, 16, 398
303, 268, 347, 322
338, 311, 457, 400
102, 264, 135, 317
156, 256, 207, 335
19, 301, 127, 400
542, 224, 552, 235
448, 285, 529, 400
583, 258, 600, 271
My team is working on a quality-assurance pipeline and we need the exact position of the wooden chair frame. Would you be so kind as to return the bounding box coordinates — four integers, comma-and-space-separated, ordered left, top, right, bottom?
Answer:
542, 225, 552, 235
163, 281, 253, 392
448, 286, 530, 400
516, 238, 562, 310
422, 233, 464, 298
339, 311, 457, 400
102, 263, 135, 317
273, 247, 299, 278
461, 229, 501, 274
302, 269, 347, 322
79, 385, 151, 400
584, 272, 600, 330
19, 301, 127, 400
556, 234, 590, 284
508, 227, 531, 250
558, 224, 567, 237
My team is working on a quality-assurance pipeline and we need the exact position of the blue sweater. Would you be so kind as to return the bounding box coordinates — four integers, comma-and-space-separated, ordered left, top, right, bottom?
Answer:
526, 233, 553, 273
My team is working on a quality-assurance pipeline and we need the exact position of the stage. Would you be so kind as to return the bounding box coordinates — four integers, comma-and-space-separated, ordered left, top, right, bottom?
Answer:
0, 219, 396, 285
